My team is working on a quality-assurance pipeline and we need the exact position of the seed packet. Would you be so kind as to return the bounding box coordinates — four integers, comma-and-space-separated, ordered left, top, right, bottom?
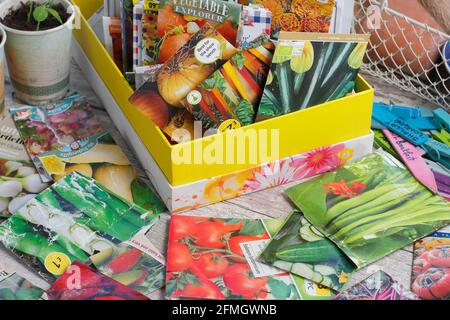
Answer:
179, 37, 274, 130
333, 271, 418, 300
285, 150, 450, 268
238, 5, 272, 49
140, 0, 160, 66
133, 2, 145, 70
165, 215, 301, 300
256, 32, 369, 121
0, 172, 161, 285
259, 210, 355, 291
154, 0, 242, 64
10, 95, 103, 162
293, 277, 333, 300
0, 110, 49, 219
251, 0, 335, 38
128, 23, 238, 140
102, 16, 124, 72
0, 261, 46, 300
121, 0, 136, 73
411, 230, 450, 300
46, 261, 149, 300
37, 132, 166, 214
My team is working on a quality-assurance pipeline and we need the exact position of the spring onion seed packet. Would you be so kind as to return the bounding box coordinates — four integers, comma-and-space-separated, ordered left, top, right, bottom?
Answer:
333, 271, 418, 300
411, 230, 450, 300
46, 261, 149, 300
179, 36, 274, 130
256, 32, 369, 121
165, 215, 301, 300
285, 150, 450, 268
37, 132, 166, 214
0, 172, 164, 297
0, 261, 46, 300
259, 210, 355, 291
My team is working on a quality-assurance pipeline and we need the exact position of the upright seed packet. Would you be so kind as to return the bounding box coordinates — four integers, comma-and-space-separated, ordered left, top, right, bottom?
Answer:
333, 271, 418, 300
0, 172, 162, 291
10, 95, 103, 166
165, 215, 301, 300
238, 5, 272, 49
140, 0, 160, 66
128, 23, 238, 140
154, 0, 242, 64
121, 0, 136, 73
0, 109, 49, 219
285, 150, 450, 268
133, 2, 145, 70
256, 32, 369, 121
102, 16, 124, 72
46, 261, 149, 300
179, 37, 274, 130
0, 261, 46, 300
411, 230, 450, 300
259, 210, 355, 291
37, 132, 166, 214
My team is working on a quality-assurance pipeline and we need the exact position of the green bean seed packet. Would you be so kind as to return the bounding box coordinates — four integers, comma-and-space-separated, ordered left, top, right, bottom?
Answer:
285, 150, 450, 268
0, 172, 164, 297
259, 210, 355, 291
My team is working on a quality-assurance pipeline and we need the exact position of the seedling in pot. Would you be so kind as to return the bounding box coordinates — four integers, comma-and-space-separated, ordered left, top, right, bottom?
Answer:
27, 0, 62, 31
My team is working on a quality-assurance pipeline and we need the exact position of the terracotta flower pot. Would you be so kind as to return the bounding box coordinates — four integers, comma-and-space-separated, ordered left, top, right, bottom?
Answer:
0, 0, 75, 105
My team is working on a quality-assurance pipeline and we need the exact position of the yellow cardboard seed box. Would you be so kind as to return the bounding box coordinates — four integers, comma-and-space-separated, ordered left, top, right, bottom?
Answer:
72, 0, 374, 186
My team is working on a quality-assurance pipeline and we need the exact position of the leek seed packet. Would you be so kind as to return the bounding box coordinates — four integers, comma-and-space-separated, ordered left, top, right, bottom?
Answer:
411, 230, 450, 300
259, 210, 355, 291
256, 32, 369, 121
0, 172, 165, 297
46, 261, 149, 300
0, 261, 46, 300
37, 132, 166, 215
332, 271, 418, 300
285, 150, 450, 268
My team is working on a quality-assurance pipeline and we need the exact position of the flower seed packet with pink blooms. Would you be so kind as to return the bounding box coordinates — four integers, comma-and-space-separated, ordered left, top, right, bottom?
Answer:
10, 95, 103, 180
285, 150, 450, 268
333, 271, 418, 300
258, 210, 355, 291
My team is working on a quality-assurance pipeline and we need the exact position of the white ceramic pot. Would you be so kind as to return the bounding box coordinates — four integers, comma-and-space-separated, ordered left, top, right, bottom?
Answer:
0, 26, 6, 113
0, 0, 75, 105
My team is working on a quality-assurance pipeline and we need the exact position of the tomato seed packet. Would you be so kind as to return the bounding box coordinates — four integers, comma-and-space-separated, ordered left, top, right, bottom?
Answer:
0, 261, 46, 300
259, 210, 355, 291
154, 0, 242, 64
411, 230, 450, 300
179, 36, 274, 130
333, 271, 418, 300
37, 132, 166, 215
0, 172, 162, 292
9, 95, 103, 163
285, 150, 450, 268
165, 215, 303, 300
129, 23, 238, 140
46, 261, 149, 300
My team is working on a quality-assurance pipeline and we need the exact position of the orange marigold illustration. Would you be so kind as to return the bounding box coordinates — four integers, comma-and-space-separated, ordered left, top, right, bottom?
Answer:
279, 13, 302, 32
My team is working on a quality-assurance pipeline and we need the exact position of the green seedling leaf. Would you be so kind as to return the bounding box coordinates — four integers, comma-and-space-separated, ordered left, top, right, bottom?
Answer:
33, 6, 48, 23
47, 8, 63, 24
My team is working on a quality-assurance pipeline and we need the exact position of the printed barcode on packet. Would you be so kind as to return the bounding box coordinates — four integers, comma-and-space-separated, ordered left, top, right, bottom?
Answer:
240, 240, 285, 278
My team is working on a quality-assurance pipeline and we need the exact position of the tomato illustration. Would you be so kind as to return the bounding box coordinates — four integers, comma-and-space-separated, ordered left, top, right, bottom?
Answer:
412, 267, 450, 300
427, 245, 450, 267
190, 253, 229, 279
412, 256, 432, 278
167, 242, 192, 272
170, 216, 198, 241
228, 235, 266, 262
193, 221, 234, 248
174, 277, 225, 300
158, 33, 191, 63
223, 264, 268, 299
157, 5, 187, 37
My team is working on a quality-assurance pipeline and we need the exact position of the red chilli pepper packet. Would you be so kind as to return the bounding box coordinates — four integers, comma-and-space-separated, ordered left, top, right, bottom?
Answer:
46, 261, 149, 300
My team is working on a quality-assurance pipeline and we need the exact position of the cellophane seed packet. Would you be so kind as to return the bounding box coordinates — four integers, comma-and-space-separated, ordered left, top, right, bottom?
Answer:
411, 229, 450, 300
165, 215, 301, 300
259, 210, 355, 291
46, 261, 149, 300
154, 0, 242, 64
333, 271, 418, 300
0, 261, 46, 300
129, 23, 238, 140
256, 32, 369, 121
37, 132, 166, 215
0, 172, 162, 290
285, 150, 450, 268
179, 36, 274, 130
10, 95, 103, 162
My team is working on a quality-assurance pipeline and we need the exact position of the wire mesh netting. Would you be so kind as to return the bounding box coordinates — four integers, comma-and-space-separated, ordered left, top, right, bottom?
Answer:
352, 0, 450, 109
